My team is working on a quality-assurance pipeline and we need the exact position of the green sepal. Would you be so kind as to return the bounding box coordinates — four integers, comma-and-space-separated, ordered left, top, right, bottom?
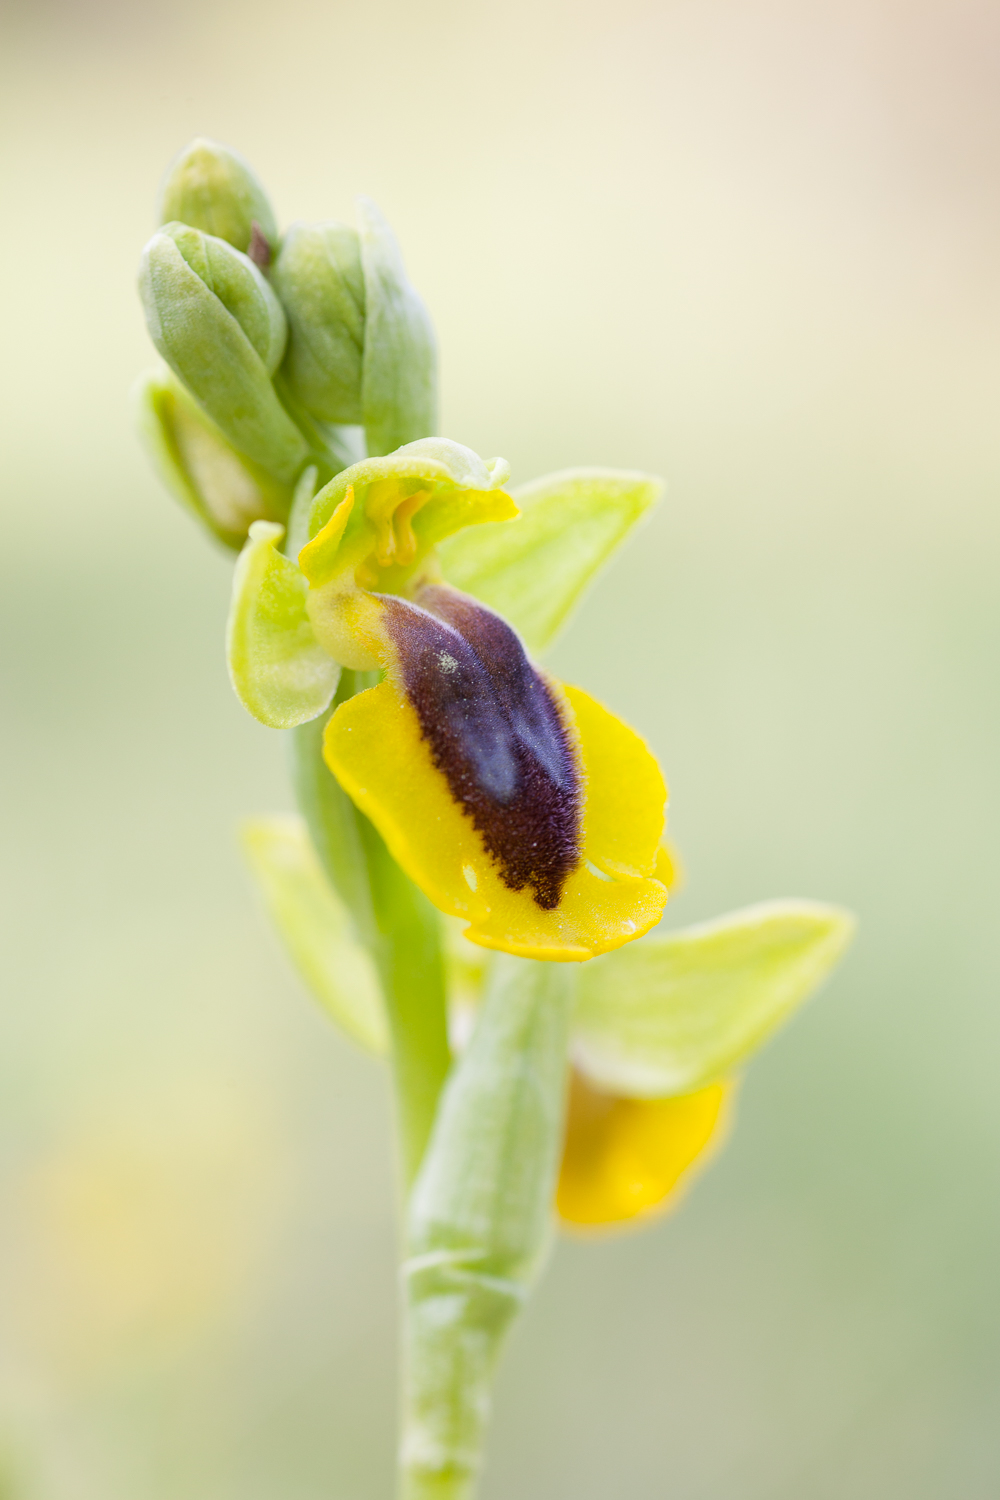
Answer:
438, 468, 663, 652
227, 520, 340, 728
358, 197, 437, 457
158, 137, 278, 257
272, 222, 365, 424
156, 221, 286, 371
573, 900, 855, 1098
134, 368, 293, 549
241, 814, 388, 1055
403, 956, 572, 1494
139, 226, 308, 484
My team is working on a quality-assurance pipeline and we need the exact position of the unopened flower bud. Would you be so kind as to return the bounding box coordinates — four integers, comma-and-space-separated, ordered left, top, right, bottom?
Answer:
271, 222, 365, 424
139, 224, 308, 485
356, 197, 437, 457
135, 369, 293, 548
157, 137, 278, 260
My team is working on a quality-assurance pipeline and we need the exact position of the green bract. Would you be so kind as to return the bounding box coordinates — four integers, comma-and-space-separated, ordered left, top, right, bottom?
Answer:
438, 469, 662, 651
573, 901, 856, 1097
272, 222, 366, 424
241, 815, 388, 1054
158, 137, 278, 256
134, 368, 292, 548
139, 224, 308, 484
358, 198, 437, 458
227, 521, 341, 728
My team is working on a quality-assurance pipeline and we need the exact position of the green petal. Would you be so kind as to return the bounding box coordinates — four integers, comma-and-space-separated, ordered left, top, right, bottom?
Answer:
358, 197, 437, 457
241, 815, 388, 1054
573, 900, 855, 1097
438, 468, 663, 652
227, 521, 340, 728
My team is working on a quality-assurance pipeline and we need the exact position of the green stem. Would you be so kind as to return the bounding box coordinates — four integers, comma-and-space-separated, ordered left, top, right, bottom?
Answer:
401, 957, 574, 1499
357, 815, 453, 1186
290, 675, 451, 1186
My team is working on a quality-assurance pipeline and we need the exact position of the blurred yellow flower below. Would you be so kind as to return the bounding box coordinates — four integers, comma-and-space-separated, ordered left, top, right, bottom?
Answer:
557, 1072, 730, 1229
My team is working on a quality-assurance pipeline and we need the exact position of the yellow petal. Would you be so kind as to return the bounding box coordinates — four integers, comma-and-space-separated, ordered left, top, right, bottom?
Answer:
323, 677, 668, 961
297, 487, 355, 587
655, 839, 684, 892
556, 1073, 731, 1230
562, 684, 667, 880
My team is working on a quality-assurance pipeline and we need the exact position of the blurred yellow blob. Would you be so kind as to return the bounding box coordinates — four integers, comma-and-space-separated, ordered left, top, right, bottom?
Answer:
557, 1073, 730, 1229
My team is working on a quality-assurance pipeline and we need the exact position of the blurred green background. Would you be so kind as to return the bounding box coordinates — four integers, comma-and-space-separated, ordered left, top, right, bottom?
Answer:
2, 0, 999, 1495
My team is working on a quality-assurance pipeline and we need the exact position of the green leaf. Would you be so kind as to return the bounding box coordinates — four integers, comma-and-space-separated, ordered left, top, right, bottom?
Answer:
573, 901, 855, 1097
241, 815, 388, 1055
227, 521, 340, 728
358, 197, 437, 457
437, 468, 662, 652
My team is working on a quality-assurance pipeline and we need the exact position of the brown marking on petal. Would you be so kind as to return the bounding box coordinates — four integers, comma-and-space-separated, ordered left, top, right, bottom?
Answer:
380, 589, 581, 909
248, 220, 272, 269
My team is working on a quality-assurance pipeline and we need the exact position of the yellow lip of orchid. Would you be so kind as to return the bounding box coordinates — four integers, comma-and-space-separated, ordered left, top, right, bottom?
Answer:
290, 439, 671, 962
556, 1071, 732, 1231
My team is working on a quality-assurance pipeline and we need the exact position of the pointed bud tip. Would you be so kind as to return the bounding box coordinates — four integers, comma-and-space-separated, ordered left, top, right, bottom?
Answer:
247, 220, 272, 269
157, 137, 278, 254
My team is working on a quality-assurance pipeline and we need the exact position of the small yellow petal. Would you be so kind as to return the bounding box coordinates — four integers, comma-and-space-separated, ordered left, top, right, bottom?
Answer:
556, 1073, 731, 1230
298, 488, 355, 587
322, 676, 668, 961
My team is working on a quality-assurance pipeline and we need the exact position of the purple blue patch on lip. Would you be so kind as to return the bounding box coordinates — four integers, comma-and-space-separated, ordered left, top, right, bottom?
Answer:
380, 587, 581, 911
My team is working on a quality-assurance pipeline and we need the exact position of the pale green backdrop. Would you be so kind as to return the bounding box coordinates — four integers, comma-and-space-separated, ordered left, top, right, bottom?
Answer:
1, 0, 998, 1495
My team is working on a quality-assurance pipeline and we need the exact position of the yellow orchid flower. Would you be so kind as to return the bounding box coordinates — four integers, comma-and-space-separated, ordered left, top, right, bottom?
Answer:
230, 439, 670, 961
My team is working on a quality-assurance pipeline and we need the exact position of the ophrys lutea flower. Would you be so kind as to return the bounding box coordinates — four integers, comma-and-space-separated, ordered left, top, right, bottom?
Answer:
229, 438, 670, 960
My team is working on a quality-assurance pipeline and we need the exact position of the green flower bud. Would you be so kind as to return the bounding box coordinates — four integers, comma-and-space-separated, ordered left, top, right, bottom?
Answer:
135, 368, 294, 548
158, 220, 286, 372
271, 222, 365, 424
139, 224, 308, 485
157, 137, 278, 260
358, 197, 437, 457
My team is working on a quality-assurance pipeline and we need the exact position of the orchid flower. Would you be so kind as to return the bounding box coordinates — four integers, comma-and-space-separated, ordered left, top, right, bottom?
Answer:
229, 439, 671, 960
